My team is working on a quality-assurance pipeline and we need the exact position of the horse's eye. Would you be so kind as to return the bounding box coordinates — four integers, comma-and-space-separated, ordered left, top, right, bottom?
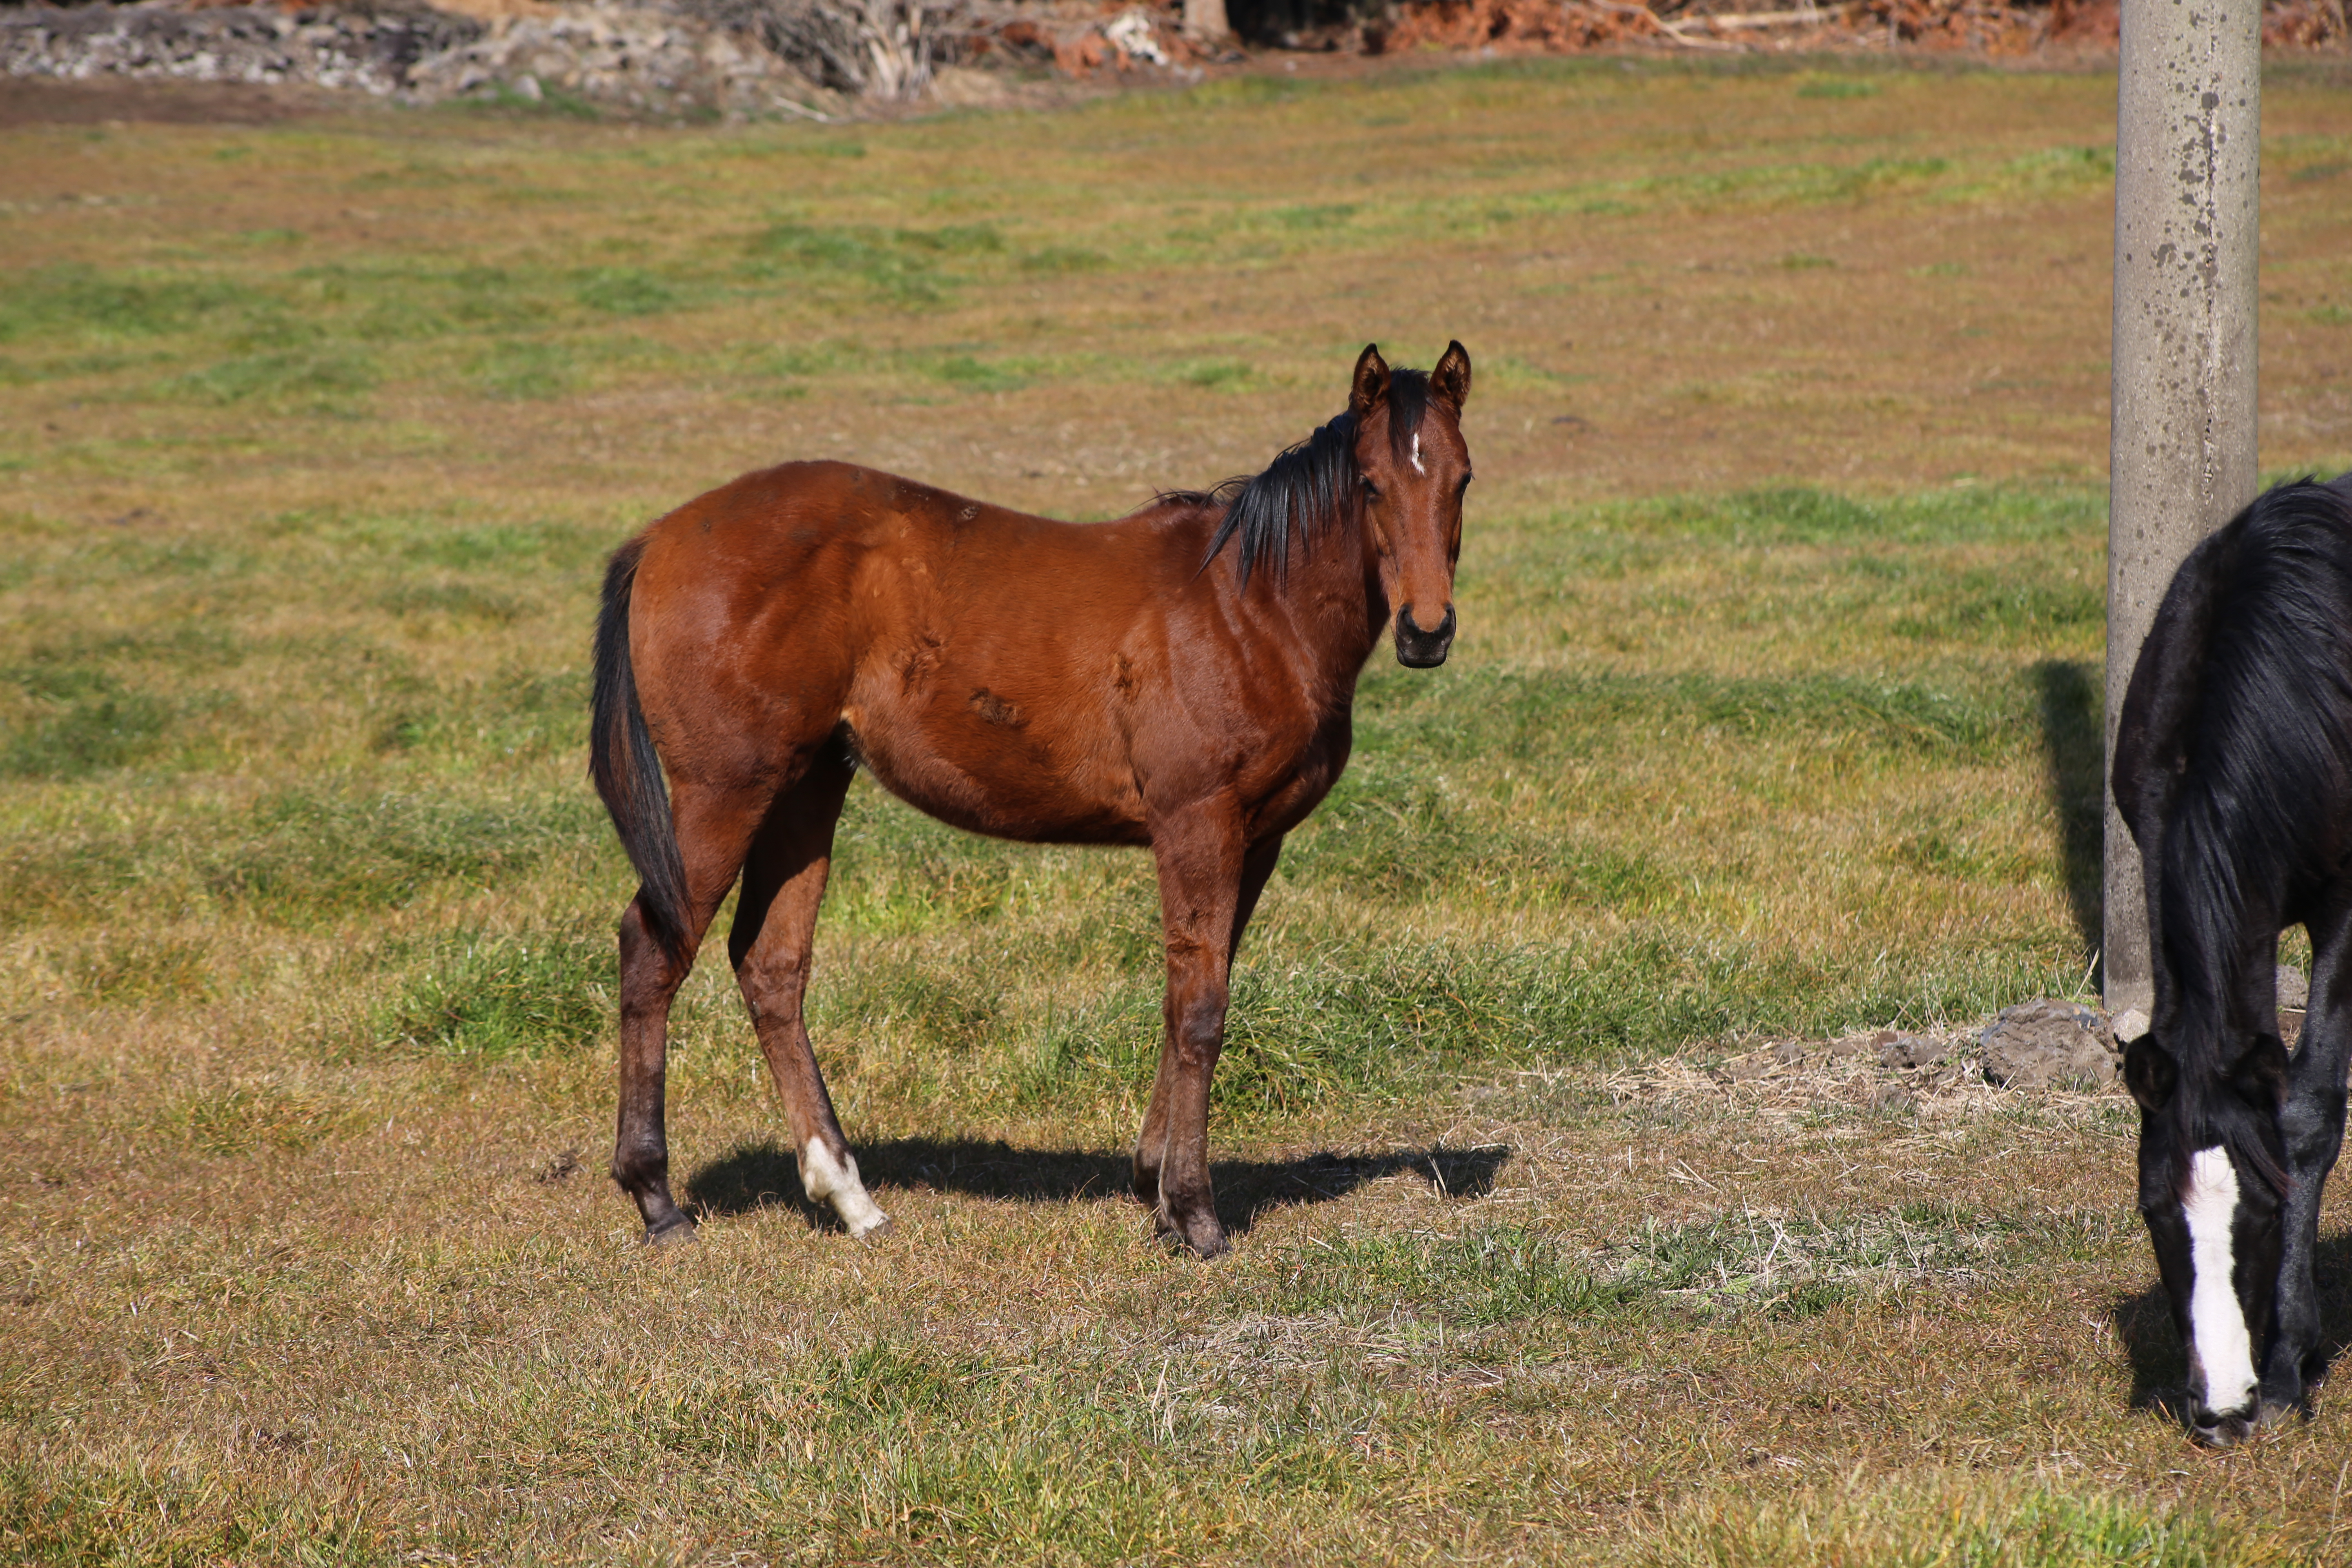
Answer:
1361, 477, 1381, 499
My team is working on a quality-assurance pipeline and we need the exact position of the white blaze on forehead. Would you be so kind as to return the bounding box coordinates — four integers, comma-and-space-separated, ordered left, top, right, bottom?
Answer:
1410, 432, 1425, 474
800, 1137, 891, 1239
2183, 1145, 2258, 1415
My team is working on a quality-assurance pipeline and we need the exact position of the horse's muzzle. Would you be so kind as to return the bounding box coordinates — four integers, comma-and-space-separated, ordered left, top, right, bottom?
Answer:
2192, 1409, 2258, 1448
1394, 603, 1455, 668
2190, 1393, 2265, 1448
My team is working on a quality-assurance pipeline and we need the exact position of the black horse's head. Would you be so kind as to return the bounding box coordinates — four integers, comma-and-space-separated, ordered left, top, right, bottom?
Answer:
2123, 1028, 2291, 1445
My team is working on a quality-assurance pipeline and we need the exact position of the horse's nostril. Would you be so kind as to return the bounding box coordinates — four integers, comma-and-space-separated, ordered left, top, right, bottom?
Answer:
2194, 1413, 2255, 1448
1399, 604, 1456, 639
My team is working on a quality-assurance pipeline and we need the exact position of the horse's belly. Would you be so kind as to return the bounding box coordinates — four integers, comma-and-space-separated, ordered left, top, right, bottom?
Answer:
847, 704, 1149, 846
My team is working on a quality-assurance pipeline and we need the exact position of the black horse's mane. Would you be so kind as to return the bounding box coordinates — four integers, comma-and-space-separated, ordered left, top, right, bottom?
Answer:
2141, 475, 2352, 1187
1171, 368, 1437, 585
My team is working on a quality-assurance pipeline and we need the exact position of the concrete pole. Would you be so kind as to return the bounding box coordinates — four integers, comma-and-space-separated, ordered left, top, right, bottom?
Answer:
2104, 0, 2262, 1024
1183, 0, 1232, 41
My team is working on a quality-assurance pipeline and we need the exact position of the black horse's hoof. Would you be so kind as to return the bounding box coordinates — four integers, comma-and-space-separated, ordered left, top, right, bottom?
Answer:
646, 1214, 699, 1246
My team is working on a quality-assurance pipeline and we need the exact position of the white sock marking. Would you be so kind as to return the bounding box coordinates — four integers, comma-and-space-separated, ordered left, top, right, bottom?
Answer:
1409, 432, 1426, 474
2183, 1145, 2258, 1416
801, 1137, 891, 1239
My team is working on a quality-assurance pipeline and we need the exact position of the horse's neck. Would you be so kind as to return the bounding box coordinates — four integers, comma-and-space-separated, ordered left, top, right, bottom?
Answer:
1270, 515, 1385, 699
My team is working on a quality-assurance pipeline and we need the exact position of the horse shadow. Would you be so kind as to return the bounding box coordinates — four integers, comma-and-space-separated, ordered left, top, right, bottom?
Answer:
2034, 658, 2105, 970
2111, 1229, 2352, 1420
684, 1135, 1512, 1238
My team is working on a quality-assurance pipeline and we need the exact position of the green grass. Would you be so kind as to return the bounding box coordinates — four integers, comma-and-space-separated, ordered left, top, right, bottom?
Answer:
1635, 1481, 2246, 1568
4, 56, 2350, 1568
370, 927, 612, 1060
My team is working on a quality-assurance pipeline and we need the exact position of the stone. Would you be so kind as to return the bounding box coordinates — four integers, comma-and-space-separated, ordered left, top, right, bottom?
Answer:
1980, 997, 2116, 1091
1878, 1034, 1948, 1071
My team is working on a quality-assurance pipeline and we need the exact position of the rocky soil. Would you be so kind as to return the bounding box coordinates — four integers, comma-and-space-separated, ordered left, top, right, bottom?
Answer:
4, 0, 2336, 122
1606, 969, 2314, 1125
0, 0, 1201, 118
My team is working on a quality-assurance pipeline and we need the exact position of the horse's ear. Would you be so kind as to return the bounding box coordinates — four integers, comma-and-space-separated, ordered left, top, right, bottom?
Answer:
1432, 340, 1472, 408
1350, 343, 1390, 420
2227, 1033, 2290, 1111
2125, 1037, 2177, 1113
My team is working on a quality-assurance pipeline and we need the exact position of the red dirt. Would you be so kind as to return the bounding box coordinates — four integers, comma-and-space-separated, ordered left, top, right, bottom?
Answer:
0, 73, 350, 126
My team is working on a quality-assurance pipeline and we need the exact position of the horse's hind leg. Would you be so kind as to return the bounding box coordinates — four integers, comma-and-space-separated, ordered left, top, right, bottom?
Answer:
614, 785, 771, 1244
2267, 886, 2352, 1417
728, 744, 889, 1238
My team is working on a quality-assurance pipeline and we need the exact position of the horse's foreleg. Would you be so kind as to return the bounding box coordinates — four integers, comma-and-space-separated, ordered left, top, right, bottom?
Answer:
1228, 835, 1285, 969
731, 751, 890, 1239
1136, 829, 1281, 1259
2266, 893, 2352, 1417
611, 786, 768, 1245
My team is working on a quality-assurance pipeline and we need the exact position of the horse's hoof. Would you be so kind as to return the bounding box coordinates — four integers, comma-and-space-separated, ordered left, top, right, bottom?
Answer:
646, 1215, 699, 1246
1159, 1209, 1228, 1260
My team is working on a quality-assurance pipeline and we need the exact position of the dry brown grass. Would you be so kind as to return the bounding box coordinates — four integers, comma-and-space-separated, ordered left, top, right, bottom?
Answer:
2, 55, 2351, 1565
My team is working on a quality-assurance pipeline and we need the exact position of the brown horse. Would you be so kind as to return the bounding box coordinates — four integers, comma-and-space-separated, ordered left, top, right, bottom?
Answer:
589, 342, 1473, 1257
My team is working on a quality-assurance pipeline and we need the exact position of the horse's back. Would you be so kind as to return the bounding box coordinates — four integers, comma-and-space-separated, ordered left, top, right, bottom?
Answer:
2116, 475, 2352, 947
2118, 477, 2352, 799
619, 459, 1254, 837
636, 459, 1212, 608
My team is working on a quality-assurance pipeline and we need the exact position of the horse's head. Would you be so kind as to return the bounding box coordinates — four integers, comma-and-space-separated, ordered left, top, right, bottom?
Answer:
2124, 1027, 2291, 1445
1349, 342, 1471, 668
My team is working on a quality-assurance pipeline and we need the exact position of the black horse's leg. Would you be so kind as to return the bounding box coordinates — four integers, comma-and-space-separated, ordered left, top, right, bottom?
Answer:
612, 784, 768, 1244
1134, 828, 1281, 1258
2266, 890, 2352, 1417
728, 749, 889, 1238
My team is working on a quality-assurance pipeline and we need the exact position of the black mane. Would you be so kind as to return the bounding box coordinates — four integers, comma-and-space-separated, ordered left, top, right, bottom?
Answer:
1184, 368, 1437, 584
2123, 474, 2352, 1188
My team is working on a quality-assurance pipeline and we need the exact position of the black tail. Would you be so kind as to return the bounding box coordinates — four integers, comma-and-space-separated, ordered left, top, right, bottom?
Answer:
590, 537, 691, 965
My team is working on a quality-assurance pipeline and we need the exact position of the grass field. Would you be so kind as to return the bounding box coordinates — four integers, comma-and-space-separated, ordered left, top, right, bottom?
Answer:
4, 51, 2352, 1565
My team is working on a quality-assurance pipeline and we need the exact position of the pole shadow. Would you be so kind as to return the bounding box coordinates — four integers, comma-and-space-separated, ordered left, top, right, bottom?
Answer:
684, 1136, 1512, 1238
2109, 1229, 2352, 1424
2034, 658, 2105, 970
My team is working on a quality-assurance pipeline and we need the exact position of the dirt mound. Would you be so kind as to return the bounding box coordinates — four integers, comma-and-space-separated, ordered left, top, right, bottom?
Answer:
0, 0, 1212, 115
1603, 999, 2132, 1123
1, 0, 2339, 119
1363, 0, 2336, 58
0, 0, 860, 115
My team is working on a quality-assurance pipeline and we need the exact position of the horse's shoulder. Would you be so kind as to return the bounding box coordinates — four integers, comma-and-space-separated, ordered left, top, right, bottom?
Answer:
1110, 495, 1220, 543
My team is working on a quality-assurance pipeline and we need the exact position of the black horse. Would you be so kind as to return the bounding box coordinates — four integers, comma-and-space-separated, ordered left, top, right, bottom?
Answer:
2112, 472, 2352, 1445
